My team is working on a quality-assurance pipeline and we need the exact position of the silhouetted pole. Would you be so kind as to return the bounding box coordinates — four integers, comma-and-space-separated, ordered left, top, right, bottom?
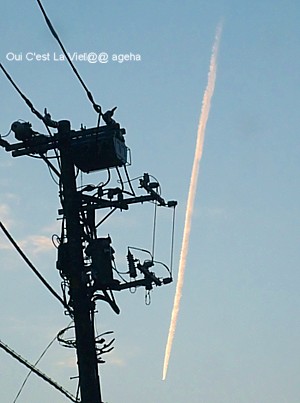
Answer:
58, 120, 102, 403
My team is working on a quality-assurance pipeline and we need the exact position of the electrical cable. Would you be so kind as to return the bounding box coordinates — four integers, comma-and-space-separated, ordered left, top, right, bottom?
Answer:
112, 260, 128, 282
115, 166, 124, 192
0, 63, 44, 122
47, 162, 60, 185
124, 165, 136, 196
95, 207, 117, 229
153, 260, 172, 277
36, 0, 102, 115
13, 319, 74, 402
0, 63, 61, 168
0, 129, 11, 138
39, 153, 61, 178
0, 64, 56, 141
122, 174, 143, 183
0, 339, 79, 402
52, 234, 61, 249
75, 382, 80, 402
57, 324, 76, 348
149, 174, 162, 195
101, 168, 111, 188
61, 280, 70, 306
151, 202, 157, 258
128, 246, 153, 260
0, 221, 71, 313
169, 206, 176, 276
28, 153, 60, 160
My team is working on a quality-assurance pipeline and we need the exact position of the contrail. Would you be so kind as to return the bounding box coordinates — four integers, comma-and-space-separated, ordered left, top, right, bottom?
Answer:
162, 23, 222, 381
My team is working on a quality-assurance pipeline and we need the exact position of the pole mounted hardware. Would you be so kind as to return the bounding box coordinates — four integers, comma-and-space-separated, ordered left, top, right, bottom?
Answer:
1, 108, 177, 403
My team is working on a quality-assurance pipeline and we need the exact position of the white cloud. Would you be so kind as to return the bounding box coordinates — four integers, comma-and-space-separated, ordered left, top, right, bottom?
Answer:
20, 234, 53, 255
41, 221, 61, 235
107, 354, 126, 367
0, 160, 13, 169
0, 203, 16, 252
206, 207, 227, 218
0, 203, 14, 228
55, 355, 77, 369
0, 239, 12, 250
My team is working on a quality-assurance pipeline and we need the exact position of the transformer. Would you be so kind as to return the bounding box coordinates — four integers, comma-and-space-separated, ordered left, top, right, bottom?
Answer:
72, 126, 127, 173
85, 237, 118, 289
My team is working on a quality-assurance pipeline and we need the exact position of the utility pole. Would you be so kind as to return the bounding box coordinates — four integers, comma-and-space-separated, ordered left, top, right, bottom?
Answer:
1, 112, 177, 403
0, 3, 177, 399
58, 120, 102, 403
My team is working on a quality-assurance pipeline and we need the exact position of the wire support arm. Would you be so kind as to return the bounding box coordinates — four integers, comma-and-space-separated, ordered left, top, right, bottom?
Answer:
63, 193, 172, 216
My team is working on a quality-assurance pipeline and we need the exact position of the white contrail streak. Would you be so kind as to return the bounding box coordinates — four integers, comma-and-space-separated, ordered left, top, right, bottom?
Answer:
162, 23, 222, 381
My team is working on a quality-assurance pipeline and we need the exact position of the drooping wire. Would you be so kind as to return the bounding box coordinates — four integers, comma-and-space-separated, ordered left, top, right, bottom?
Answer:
57, 324, 76, 349
116, 168, 141, 196
128, 246, 153, 260
0, 339, 79, 402
115, 166, 124, 192
112, 259, 129, 282
122, 174, 143, 183
151, 202, 158, 258
36, 0, 102, 116
47, 161, 60, 185
38, 153, 61, 178
52, 233, 61, 249
0, 129, 11, 138
0, 221, 71, 313
27, 152, 61, 179
149, 174, 162, 195
101, 168, 111, 188
169, 205, 176, 277
13, 320, 73, 402
153, 260, 172, 277
124, 165, 136, 196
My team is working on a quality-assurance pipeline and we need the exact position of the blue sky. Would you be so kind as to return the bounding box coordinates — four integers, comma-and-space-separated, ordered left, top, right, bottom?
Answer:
1, 1, 300, 402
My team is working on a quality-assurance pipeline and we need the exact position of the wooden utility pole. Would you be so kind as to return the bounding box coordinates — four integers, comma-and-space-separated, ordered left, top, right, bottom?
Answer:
58, 120, 102, 403
1, 116, 177, 403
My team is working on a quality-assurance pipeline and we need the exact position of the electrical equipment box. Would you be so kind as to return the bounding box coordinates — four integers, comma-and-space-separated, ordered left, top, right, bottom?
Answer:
85, 237, 118, 288
72, 127, 127, 173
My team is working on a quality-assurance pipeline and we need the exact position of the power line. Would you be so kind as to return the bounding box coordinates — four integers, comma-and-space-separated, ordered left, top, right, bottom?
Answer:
13, 320, 74, 402
0, 62, 62, 172
36, 0, 102, 116
0, 221, 70, 313
0, 338, 79, 402
13, 338, 56, 403
0, 62, 58, 144
0, 63, 44, 122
